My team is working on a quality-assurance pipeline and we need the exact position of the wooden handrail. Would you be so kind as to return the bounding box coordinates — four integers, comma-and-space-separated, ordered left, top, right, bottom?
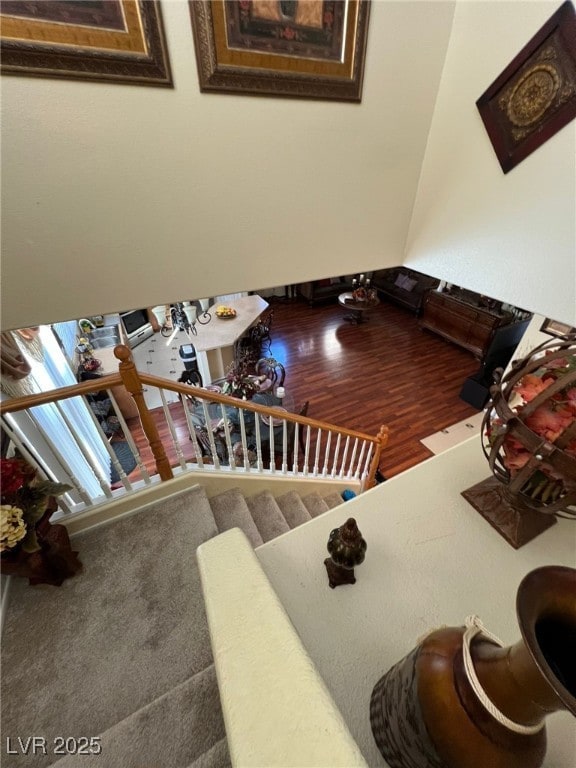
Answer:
115, 345, 173, 481
1, 345, 387, 489
134, 371, 381, 444
0, 374, 122, 413
366, 425, 389, 489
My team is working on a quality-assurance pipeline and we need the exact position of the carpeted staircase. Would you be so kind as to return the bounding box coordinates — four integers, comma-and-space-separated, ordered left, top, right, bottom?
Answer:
1, 484, 344, 768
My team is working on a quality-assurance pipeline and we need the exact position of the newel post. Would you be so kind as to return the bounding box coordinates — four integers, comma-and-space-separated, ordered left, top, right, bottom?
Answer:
366, 425, 389, 489
114, 344, 173, 481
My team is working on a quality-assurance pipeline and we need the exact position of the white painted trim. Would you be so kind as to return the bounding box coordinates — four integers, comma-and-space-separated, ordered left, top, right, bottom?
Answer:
63, 471, 361, 537
197, 528, 368, 768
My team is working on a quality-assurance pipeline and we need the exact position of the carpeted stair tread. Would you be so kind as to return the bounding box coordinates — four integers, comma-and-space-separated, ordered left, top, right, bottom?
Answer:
186, 738, 231, 768
323, 492, 345, 509
1, 487, 217, 768
276, 490, 313, 528
209, 488, 264, 548
50, 665, 227, 768
245, 490, 290, 543
301, 491, 330, 518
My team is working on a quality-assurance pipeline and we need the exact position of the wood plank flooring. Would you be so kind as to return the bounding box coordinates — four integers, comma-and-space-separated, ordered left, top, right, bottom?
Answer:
125, 295, 481, 480
265, 296, 480, 477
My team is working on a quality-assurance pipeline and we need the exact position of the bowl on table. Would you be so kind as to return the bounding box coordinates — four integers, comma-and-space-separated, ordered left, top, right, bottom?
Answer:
215, 306, 237, 319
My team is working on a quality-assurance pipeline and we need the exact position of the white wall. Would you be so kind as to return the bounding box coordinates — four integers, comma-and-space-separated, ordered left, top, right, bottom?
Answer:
406, 1, 576, 325
0, 0, 454, 331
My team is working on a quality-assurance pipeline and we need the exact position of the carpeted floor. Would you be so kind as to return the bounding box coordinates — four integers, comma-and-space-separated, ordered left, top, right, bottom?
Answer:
1, 483, 344, 767
1, 487, 222, 768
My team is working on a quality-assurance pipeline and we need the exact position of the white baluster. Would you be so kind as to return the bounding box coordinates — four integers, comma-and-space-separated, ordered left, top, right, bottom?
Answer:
281, 418, 288, 474
339, 436, 351, 480
292, 422, 300, 474
253, 410, 264, 472
181, 395, 205, 468
107, 390, 150, 483
347, 438, 359, 479
200, 398, 220, 470
322, 431, 332, 477
218, 403, 236, 469
331, 434, 342, 478
303, 426, 311, 476
161, 389, 187, 470
65, 399, 114, 496
360, 443, 374, 485
268, 415, 275, 473
237, 409, 251, 471
360, 443, 374, 490
313, 428, 322, 477
354, 441, 368, 480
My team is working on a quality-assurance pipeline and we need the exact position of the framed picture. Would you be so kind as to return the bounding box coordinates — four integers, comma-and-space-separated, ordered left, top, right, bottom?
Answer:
540, 318, 576, 337
189, 0, 370, 102
0, 1, 172, 87
476, 1, 576, 173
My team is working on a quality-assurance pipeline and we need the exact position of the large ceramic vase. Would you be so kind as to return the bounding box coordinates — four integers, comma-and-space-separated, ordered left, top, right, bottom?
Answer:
370, 566, 576, 768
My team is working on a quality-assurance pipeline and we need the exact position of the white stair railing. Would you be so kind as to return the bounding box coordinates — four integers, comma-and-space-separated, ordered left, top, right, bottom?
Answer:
0, 347, 389, 520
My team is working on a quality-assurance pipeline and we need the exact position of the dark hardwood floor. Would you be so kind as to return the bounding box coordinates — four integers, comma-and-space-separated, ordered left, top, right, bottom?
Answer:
126, 295, 481, 480
265, 295, 480, 477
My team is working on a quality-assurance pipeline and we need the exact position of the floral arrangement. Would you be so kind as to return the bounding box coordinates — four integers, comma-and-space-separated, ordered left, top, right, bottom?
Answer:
485, 340, 576, 511
0, 458, 71, 554
351, 275, 376, 303
222, 355, 260, 400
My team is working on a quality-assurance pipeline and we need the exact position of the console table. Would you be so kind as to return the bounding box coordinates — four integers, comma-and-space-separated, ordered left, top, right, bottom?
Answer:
420, 290, 528, 359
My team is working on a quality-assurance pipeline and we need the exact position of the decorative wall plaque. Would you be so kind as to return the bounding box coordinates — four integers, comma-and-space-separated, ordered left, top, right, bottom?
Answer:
476, 1, 576, 173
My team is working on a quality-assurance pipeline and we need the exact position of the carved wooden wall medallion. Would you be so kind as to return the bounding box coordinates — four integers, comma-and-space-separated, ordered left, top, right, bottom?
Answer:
477, 1, 576, 173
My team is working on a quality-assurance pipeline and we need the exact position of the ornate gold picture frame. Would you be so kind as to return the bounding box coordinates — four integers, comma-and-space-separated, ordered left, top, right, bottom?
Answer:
189, 0, 370, 102
476, 1, 576, 173
0, 1, 172, 87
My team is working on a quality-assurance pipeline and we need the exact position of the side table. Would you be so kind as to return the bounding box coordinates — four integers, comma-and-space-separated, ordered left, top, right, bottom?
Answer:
338, 292, 380, 324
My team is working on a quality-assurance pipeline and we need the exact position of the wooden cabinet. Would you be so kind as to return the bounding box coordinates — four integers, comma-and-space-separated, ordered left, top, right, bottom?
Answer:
420, 291, 521, 359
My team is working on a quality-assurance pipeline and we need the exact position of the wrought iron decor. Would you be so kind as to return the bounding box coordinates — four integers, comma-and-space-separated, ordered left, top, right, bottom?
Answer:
476, 1, 576, 173
0, 1, 172, 87
189, 0, 370, 102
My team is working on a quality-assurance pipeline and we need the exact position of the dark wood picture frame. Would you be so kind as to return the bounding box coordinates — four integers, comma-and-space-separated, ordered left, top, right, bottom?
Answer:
0, 1, 172, 87
189, 0, 370, 102
476, 1, 576, 173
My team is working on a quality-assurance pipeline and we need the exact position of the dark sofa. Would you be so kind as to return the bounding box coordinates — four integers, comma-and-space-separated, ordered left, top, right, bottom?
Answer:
371, 267, 439, 315
297, 276, 354, 306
